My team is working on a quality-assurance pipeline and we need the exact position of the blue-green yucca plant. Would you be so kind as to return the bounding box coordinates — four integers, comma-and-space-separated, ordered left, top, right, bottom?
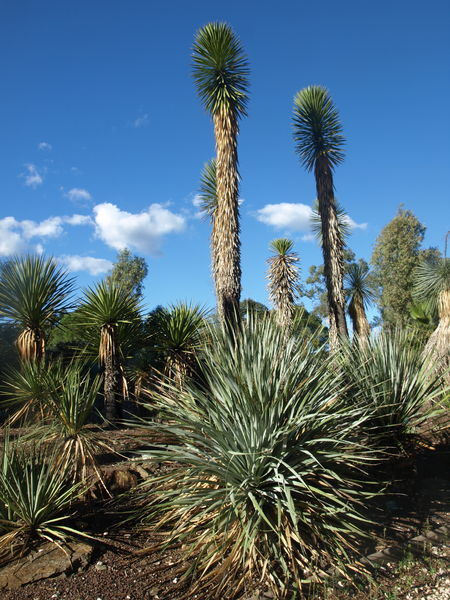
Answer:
0, 436, 85, 562
338, 329, 447, 450
131, 316, 377, 597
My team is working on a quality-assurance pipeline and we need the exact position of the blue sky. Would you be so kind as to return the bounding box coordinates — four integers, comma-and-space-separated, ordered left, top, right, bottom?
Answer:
1, 0, 449, 314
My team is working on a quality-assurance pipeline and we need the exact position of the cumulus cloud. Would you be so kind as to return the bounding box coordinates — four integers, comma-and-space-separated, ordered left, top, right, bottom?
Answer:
59, 255, 113, 275
0, 214, 91, 257
38, 142, 52, 151
93, 202, 185, 254
132, 113, 149, 128
65, 188, 92, 203
256, 202, 367, 239
256, 203, 313, 231
21, 164, 43, 188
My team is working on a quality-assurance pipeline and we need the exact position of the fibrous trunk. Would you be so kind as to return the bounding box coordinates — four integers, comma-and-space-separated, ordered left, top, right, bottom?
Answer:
315, 157, 348, 349
424, 289, 450, 382
348, 296, 370, 345
212, 108, 241, 325
268, 257, 298, 331
17, 327, 45, 362
101, 325, 122, 423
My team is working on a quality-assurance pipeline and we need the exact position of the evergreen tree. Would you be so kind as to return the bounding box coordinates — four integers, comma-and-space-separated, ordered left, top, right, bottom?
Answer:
106, 248, 148, 298
371, 207, 426, 328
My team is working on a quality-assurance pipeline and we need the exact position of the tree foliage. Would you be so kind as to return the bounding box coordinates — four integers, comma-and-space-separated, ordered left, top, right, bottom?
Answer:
371, 207, 426, 328
106, 249, 148, 298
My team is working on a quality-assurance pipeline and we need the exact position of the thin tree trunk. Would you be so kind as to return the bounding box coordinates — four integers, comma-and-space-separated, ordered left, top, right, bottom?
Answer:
212, 108, 241, 325
315, 157, 348, 350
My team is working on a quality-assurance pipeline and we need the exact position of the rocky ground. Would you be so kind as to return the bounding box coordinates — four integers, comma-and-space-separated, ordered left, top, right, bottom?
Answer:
0, 431, 448, 600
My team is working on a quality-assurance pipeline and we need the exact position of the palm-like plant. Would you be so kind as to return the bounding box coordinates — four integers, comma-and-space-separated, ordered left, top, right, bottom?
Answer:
267, 238, 299, 329
154, 303, 207, 388
344, 263, 375, 343
413, 247, 450, 376
0, 255, 74, 362
192, 22, 249, 324
131, 316, 378, 597
293, 86, 348, 349
77, 281, 142, 423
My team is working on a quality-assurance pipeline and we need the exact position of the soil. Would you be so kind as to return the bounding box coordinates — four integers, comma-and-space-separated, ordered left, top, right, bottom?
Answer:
1, 429, 449, 600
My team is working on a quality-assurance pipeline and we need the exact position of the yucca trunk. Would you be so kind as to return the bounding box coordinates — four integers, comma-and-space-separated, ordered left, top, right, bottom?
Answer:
17, 327, 45, 362
424, 289, 450, 380
100, 325, 122, 423
315, 157, 348, 349
348, 296, 370, 344
212, 108, 241, 324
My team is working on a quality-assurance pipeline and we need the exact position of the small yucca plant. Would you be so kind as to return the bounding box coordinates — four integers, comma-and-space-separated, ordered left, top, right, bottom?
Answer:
0, 437, 85, 562
131, 317, 378, 597
339, 330, 447, 450
31, 364, 112, 487
267, 238, 299, 330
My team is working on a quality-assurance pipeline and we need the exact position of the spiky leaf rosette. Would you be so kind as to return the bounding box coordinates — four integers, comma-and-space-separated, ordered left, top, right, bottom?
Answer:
130, 316, 378, 597
0, 436, 85, 562
154, 303, 208, 387
198, 158, 217, 220
267, 239, 299, 329
293, 86, 345, 172
0, 255, 75, 361
338, 329, 448, 450
345, 263, 376, 311
414, 257, 450, 317
77, 281, 142, 367
414, 256, 450, 377
192, 22, 249, 118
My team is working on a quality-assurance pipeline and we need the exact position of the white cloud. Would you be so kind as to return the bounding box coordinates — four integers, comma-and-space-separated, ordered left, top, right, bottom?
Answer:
21, 164, 43, 188
65, 188, 92, 203
64, 214, 92, 226
192, 194, 203, 208
132, 113, 149, 128
0, 214, 92, 257
20, 216, 64, 239
256, 203, 313, 231
343, 215, 368, 231
0, 218, 28, 255
256, 202, 367, 240
93, 202, 185, 254
38, 142, 52, 151
59, 255, 113, 275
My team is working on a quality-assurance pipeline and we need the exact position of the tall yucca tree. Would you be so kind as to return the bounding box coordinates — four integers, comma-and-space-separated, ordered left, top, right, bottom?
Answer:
267, 238, 299, 330
77, 281, 142, 423
413, 241, 450, 377
344, 263, 375, 344
293, 86, 348, 349
0, 255, 74, 362
192, 22, 249, 324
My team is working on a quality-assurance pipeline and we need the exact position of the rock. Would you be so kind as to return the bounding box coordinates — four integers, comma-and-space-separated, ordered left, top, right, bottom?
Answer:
0, 541, 93, 590
133, 464, 151, 480
109, 469, 138, 492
